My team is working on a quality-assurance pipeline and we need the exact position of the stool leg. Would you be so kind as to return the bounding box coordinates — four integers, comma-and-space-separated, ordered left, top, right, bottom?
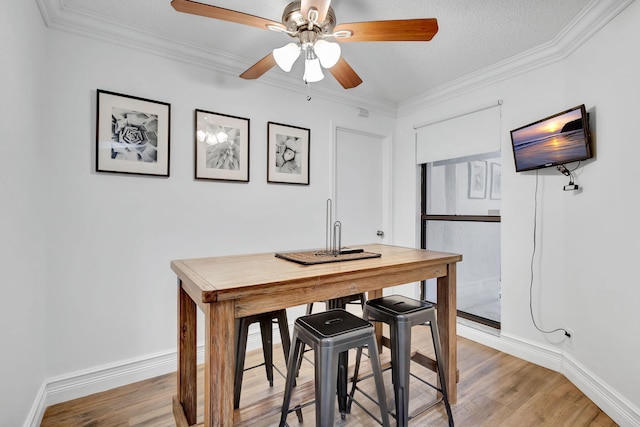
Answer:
326, 298, 349, 417
315, 346, 339, 427
277, 311, 292, 364
259, 318, 274, 387
395, 321, 412, 427
337, 351, 349, 418
347, 346, 363, 413
366, 335, 391, 427
234, 317, 249, 409
280, 331, 304, 427
429, 319, 454, 427
294, 304, 314, 378
276, 311, 304, 423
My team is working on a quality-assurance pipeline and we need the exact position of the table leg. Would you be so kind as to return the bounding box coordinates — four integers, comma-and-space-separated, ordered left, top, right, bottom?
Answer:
436, 263, 457, 404
177, 281, 197, 425
204, 300, 235, 426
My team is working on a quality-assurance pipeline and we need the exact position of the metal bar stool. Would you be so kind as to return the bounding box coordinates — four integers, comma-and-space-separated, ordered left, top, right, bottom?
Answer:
235, 309, 303, 421
280, 309, 391, 427
349, 295, 454, 427
301, 293, 367, 415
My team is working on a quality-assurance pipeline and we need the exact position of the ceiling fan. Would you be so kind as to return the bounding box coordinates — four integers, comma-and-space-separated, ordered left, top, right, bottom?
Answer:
170, 0, 438, 89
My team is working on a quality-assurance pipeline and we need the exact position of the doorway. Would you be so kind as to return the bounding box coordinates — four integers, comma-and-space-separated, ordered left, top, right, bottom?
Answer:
333, 127, 390, 246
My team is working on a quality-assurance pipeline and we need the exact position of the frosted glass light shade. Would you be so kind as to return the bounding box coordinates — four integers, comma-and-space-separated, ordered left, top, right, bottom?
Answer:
303, 58, 324, 83
314, 40, 341, 68
273, 43, 301, 72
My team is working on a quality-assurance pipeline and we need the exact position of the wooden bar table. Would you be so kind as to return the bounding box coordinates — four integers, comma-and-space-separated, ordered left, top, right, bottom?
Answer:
171, 243, 462, 426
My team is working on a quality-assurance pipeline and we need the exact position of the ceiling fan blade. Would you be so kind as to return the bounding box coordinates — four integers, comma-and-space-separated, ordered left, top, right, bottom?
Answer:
334, 18, 438, 42
239, 53, 277, 80
301, 0, 331, 23
328, 57, 362, 89
171, 0, 285, 31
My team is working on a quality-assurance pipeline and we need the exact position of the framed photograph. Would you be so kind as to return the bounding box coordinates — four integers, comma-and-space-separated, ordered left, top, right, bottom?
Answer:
468, 160, 487, 199
267, 122, 310, 185
490, 162, 501, 200
96, 89, 170, 176
195, 109, 250, 182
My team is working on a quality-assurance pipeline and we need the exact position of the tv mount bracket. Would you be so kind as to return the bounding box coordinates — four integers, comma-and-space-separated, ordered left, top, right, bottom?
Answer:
556, 164, 579, 191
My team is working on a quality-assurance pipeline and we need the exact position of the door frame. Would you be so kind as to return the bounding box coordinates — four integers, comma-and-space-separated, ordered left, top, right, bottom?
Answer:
329, 124, 393, 244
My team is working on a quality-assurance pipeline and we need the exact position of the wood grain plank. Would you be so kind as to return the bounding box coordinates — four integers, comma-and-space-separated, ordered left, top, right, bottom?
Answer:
204, 300, 235, 425
437, 262, 458, 404
41, 336, 617, 427
178, 281, 198, 425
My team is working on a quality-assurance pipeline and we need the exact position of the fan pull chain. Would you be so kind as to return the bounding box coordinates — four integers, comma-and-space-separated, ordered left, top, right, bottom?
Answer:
306, 81, 312, 101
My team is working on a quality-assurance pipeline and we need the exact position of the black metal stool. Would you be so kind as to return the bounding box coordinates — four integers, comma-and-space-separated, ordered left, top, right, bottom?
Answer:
280, 309, 390, 427
235, 310, 303, 421
349, 295, 454, 427
301, 293, 367, 414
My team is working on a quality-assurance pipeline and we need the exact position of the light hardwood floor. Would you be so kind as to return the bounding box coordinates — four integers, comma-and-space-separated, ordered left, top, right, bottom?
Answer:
42, 329, 617, 426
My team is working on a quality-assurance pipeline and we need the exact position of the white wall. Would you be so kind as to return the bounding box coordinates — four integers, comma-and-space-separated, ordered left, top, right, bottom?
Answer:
41, 25, 396, 382
394, 1, 640, 423
0, 2, 48, 426
5, 1, 640, 425
2, 5, 396, 423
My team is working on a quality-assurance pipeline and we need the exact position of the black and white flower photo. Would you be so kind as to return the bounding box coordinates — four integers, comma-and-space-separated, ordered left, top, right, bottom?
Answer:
111, 108, 158, 163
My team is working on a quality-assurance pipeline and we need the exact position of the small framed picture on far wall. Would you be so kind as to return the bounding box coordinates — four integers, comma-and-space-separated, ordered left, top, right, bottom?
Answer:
490, 162, 501, 200
468, 160, 487, 199
96, 89, 171, 177
267, 121, 310, 185
194, 109, 250, 182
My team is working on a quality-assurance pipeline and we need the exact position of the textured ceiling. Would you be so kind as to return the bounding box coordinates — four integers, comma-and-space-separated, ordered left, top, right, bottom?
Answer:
43, 0, 600, 107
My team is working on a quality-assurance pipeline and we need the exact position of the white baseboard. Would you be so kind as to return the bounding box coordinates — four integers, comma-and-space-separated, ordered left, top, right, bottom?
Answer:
28, 322, 638, 427
23, 383, 46, 427
24, 327, 274, 427
562, 353, 640, 427
25, 348, 202, 427
458, 322, 640, 427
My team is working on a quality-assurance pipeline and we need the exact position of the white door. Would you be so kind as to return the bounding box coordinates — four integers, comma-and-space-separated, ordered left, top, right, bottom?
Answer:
335, 128, 386, 246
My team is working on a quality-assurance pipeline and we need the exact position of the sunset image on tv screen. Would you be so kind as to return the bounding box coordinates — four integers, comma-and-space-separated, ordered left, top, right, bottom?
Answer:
511, 108, 588, 171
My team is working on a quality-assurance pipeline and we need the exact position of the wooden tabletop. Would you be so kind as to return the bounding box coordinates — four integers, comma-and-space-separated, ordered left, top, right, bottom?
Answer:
172, 243, 463, 425
171, 243, 462, 305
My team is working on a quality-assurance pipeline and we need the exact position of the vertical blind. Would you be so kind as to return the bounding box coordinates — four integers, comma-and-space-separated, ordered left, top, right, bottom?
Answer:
415, 101, 502, 164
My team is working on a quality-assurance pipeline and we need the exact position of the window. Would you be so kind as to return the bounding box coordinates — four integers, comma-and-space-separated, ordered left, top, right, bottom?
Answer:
420, 152, 501, 328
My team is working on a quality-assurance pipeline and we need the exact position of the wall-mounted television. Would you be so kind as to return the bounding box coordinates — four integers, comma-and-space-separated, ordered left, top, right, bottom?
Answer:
510, 104, 592, 172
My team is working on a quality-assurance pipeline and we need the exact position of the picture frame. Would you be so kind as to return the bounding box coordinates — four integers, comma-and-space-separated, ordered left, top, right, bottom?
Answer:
490, 162, 501, 200
267, 122, 310, 185
468, 160, 487, 199
194, 109, 250, 182
96, 89, 170, 177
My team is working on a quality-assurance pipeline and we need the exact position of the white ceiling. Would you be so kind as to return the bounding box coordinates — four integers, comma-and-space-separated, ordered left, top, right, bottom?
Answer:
37, 0, 623, 111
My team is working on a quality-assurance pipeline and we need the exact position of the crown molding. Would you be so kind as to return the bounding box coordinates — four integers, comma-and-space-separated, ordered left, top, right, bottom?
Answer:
35, 0, 635, 131
35, 0, 398, 117
397, 0, 635, 116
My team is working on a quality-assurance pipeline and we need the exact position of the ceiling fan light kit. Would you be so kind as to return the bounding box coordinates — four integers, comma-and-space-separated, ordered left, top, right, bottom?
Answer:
171, 0, 439, 89
273, 42, 301, 72
303, 57, 324, 83
272, 31, 341, 83
314, 39, 341, 68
